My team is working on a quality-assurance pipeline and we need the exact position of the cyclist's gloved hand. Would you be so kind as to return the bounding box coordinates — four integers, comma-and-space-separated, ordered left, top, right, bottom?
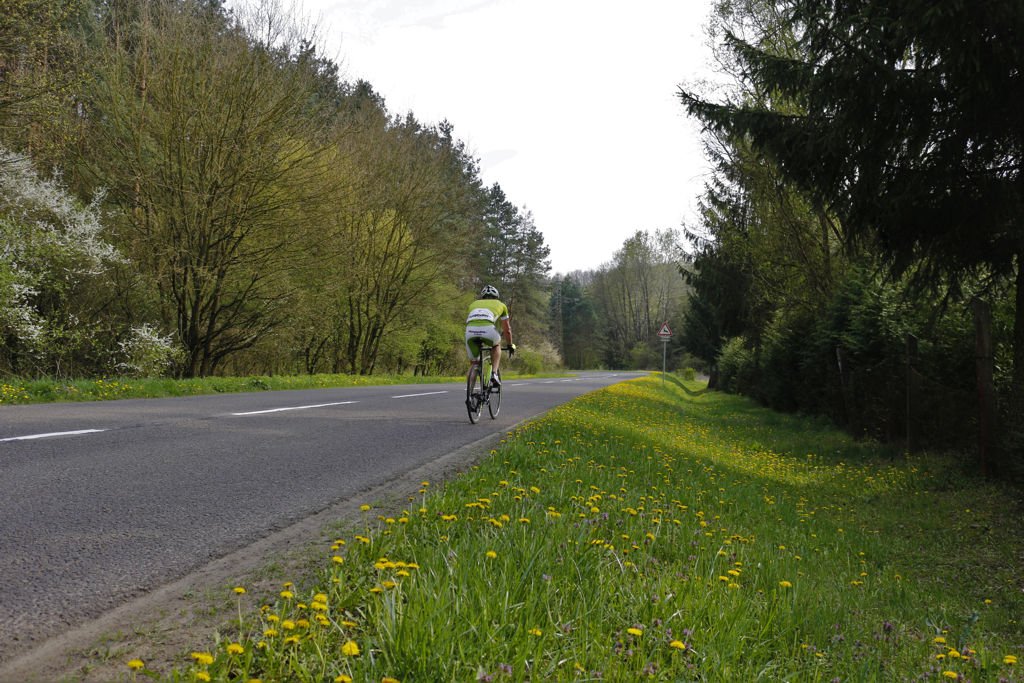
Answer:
509, 343, 517, 356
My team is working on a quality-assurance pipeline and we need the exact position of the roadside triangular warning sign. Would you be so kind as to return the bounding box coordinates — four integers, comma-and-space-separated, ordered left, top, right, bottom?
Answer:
658, 321, 673, 337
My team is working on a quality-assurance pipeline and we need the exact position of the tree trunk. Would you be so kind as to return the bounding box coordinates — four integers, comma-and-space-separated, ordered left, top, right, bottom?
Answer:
973, 298, 996, 477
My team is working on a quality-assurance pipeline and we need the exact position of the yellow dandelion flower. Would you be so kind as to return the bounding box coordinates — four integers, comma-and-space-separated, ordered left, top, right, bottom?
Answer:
127, 659, 145, 671
341, 640, 361, 656
942, 672, 958, 680
280, 590, 294, 599
486, 550, 497, 559
779, 580, 793, 588
382, 678, 401, 683
196, 673, 212, 683
627, 627, 643, 637
233, 586, 246, 595
381, 580, 397, 589
669, 640, 686, 650
266, 614, 279, 623
282, 620, 296, 630
934, 636, 947, 645
360, 504, 371, 511
528, 628, 543, 636
342, 620, 358, 628
519, 517, 531, 524
284, 636, 300, 645
335, 676, 353, 683
263, 629, 278, 637
190, 652, 214, 666
332, 555, 345, 564
227, 643, 245, 655
1005, 655, 1018, 665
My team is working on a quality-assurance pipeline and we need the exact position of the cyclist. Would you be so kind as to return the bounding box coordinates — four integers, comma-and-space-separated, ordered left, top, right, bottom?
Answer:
465, 285, 515, 388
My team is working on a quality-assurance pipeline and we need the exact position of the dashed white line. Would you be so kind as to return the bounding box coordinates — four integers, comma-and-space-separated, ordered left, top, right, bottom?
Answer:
392, 391, 449, 399
230, 401, 358, 416
1, 429, 107, 442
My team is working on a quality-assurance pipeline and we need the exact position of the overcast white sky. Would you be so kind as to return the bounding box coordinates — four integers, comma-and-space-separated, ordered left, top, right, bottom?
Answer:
291, 0, 718, 274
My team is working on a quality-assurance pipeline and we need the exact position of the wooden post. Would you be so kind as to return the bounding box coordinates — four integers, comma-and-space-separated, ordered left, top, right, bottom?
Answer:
972, 298, 995, 476
906, 334, 918, 453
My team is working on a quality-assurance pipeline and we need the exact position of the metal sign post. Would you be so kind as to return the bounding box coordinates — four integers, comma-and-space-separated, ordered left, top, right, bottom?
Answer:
657, 321, 673, 385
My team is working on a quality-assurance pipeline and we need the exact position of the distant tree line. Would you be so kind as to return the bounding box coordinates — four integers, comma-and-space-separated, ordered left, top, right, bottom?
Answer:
678, 0, 1023, 478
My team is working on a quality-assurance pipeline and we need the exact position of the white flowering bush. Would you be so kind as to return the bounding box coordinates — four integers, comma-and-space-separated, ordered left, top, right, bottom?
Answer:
0, 147, 173, 378
115, 324, 180, 378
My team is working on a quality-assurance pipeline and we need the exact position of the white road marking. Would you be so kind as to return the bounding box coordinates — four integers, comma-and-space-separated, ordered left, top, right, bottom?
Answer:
1, 429, 107, 442
543, 380, 557, 384
392, 391, 449, 399
505, 383, 525, 387
230, 401, 358, 416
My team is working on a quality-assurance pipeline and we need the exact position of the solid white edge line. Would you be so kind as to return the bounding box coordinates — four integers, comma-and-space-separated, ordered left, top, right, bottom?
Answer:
392, 391, 449, 399
1, 429, 107, 442
230, 401, 358, 416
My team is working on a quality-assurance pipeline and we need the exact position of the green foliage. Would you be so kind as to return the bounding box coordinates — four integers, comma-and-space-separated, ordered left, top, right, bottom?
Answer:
150, 377, 1023, 681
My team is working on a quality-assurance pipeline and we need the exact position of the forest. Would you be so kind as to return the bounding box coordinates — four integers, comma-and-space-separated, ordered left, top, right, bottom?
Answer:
0, 0, 689, 382
2, 0, 1022, 477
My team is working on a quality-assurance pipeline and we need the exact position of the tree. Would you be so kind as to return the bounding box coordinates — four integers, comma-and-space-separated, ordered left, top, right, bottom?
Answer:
679, 0, 1024, 408
84, 0, 333, 376
550, 273, 598, 369
590, 230, 687, 368
477, 184, 552, 344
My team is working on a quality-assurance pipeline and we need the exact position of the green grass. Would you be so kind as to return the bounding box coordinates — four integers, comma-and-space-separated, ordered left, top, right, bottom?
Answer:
131, 376, 1022, 682
0, 370, 564, 405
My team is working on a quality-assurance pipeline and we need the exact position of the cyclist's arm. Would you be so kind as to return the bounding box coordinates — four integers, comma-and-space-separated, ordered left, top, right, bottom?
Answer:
501, 317, 512, 346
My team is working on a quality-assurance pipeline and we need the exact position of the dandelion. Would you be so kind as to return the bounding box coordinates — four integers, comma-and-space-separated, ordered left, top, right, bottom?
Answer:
669, 640, 686, 651
528, 628, 543, 636
342, 640, 361, 656
280, 590, 294, 599
191, 652, 214, 666
332, 555, 345, 564
284, 636, 300, 646
127, 659, 144, 671
627, 627, 643, 637
335, 675, 353, 683
942, 673, 959, 680
360, 504, 372, 511
227, 643, 245, 655
486, 550, 497, 559
1005, 655, 1019, 665
196, 673, 212, 682
233, 586, 246, 595
934, 636, 947, 645
382, 678, 401, 683
779, 580, 793, 588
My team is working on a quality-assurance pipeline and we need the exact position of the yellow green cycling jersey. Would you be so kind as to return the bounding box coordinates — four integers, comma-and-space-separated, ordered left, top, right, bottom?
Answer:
465, 299, 510, 331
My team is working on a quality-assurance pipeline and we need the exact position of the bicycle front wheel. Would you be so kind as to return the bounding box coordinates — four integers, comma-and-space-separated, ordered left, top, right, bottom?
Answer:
466, 364, 483, 424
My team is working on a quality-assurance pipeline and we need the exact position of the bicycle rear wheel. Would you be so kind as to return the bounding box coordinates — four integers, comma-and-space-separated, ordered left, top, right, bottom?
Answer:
466, 363, 484, 423
487, 372, 501, 418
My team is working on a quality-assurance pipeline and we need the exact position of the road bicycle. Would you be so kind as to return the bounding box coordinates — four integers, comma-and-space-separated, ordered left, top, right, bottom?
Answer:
466, 344, 512, 424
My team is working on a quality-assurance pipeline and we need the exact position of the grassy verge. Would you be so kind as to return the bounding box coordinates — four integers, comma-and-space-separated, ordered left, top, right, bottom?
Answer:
0, 370, 563, 405
128, 376, 1022, 682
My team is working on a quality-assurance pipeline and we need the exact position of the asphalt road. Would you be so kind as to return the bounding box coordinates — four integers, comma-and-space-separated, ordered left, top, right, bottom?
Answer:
0, 372, 640, 666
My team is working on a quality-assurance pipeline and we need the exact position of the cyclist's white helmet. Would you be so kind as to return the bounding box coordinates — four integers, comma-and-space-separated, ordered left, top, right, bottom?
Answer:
480, 285, 500, 299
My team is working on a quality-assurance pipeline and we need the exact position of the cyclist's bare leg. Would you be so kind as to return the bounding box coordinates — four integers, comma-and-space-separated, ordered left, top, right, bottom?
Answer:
491, 345, 501, 374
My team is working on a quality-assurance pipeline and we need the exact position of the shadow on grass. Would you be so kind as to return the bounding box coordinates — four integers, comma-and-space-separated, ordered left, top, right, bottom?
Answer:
658, 372, 709, 397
